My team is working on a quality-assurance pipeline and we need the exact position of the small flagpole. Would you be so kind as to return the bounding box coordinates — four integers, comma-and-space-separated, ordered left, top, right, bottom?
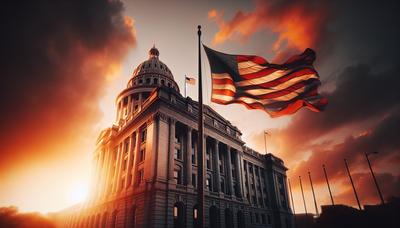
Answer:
288, 178, 297, 227
288, 178, 296, 214
264, 131, 269, 154
299, 175, 308, 215
184, 75, 187, 97
308, 171, 319, 216
322, 164, 335, 205
344, 159, 362, 210
196, 25, 205, 228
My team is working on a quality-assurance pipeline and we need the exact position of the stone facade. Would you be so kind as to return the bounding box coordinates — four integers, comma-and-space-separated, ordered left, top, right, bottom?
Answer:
60, 47, 293, 228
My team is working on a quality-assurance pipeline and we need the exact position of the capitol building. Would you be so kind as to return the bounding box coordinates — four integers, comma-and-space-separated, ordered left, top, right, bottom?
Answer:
60, 47, 294, 228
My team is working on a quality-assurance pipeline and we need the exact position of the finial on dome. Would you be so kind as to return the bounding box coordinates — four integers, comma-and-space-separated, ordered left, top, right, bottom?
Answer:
149, 45, 159, 59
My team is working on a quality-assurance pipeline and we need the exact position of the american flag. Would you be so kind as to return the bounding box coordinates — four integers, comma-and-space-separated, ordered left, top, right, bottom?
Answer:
203, 45, 328, 117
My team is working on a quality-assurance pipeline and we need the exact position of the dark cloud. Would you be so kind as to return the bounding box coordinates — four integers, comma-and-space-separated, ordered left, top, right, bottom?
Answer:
208, 0, 331, 61
234, 0, 400, 208
0, 0, 136, 173
0, 207, 55, 228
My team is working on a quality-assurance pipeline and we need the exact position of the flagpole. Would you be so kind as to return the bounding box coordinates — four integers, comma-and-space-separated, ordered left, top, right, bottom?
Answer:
344, 159, 362, 210
299, 175, 308, 215
322, 164, 335, 205
264, 131, 269, 154
288, 178, 297, 228
308, 171, 319, 216
288, 178, 296, 214
184, 75, 187, 97
196, 25, 205, 228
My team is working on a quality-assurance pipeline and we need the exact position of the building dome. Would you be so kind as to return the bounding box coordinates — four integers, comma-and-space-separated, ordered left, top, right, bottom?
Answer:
116, 46, 180, 121
130, 46, 175, 82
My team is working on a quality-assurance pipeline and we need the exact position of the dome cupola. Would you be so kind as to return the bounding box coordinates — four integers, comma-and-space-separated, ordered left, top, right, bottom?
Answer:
116, 46, 180, 121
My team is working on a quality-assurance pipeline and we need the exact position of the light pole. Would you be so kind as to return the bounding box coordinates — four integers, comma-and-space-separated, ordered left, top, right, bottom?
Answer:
365, 152, 385, 205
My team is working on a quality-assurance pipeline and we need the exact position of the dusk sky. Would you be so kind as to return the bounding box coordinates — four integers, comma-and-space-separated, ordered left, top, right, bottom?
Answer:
1, 0, 399, 215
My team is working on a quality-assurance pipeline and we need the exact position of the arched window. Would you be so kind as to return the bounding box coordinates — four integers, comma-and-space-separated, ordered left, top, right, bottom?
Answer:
237, 210, 245, 228
95, 213, 101, 228
111, 210, 118, 228
129, 206, 137, 228
161, 79, 165, 85
193, 204, 199, 228
101, 212, 108, 228
209, 206, 220, 228
153, 78, 158, 84
225, 208, 234, 228
173, 202, 185, 228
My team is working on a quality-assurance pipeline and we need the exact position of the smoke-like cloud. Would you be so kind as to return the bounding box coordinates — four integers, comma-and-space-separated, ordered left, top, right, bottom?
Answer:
0, 207, 55, 228
208, 0, 330, 61
215, 0, 400, 210
0, 0, 136, 175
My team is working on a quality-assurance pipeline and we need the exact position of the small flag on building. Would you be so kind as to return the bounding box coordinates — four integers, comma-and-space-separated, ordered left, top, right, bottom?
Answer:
185, 76, 196, 85
203, 45, 328, 117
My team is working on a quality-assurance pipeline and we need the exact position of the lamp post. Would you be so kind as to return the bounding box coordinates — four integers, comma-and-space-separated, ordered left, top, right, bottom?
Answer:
365, 152, 385, 205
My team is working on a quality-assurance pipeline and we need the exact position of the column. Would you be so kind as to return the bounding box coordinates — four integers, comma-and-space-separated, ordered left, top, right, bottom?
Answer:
245, 161, 251, 203
234, 151, 243, 197
252, 165, 259, 206
226, 145, 234, 195
168, 118, 176, 180
186, 126, 192, 186
213, 140, 221, 192
131, 132, 140, 185
257, 168, 265, 206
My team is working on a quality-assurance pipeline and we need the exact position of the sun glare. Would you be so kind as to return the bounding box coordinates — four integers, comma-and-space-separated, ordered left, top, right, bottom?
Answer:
69, 183, 89, 204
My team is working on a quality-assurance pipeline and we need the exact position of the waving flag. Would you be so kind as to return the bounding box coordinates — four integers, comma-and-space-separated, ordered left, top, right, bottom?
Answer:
203, 45, 328, 117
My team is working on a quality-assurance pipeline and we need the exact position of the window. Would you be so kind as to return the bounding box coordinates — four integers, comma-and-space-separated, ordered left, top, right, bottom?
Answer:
206, 149, 211, 169
174, 167, 182, 184
174, 148, 182, 160
206, 175, 212, 191
139, 148, 145, 162
252, 196, 257, 205
255, 213, 259, 223
261, 214, 266, 224
146, 78, 150, 84
153, 78, 158, 84
120, 178, 125, 191
219, 156, 224, 173
267, 214, 271, 224
161, 79, 165, 85
124, 138, 130, 154
191, 141, 196, 164
137, 169, 144, 185
220, 178, 225, 193
123, 158, 127, 171
139, 79, 143, 84
141, 128, 147, 143
192, 174, 196, 187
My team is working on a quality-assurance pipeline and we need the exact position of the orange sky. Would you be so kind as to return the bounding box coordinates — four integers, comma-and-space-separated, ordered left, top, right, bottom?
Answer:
1, 0, 399, 215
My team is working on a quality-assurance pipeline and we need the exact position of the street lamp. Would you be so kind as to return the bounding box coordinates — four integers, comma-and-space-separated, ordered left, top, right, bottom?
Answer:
365, 151, 385, 205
